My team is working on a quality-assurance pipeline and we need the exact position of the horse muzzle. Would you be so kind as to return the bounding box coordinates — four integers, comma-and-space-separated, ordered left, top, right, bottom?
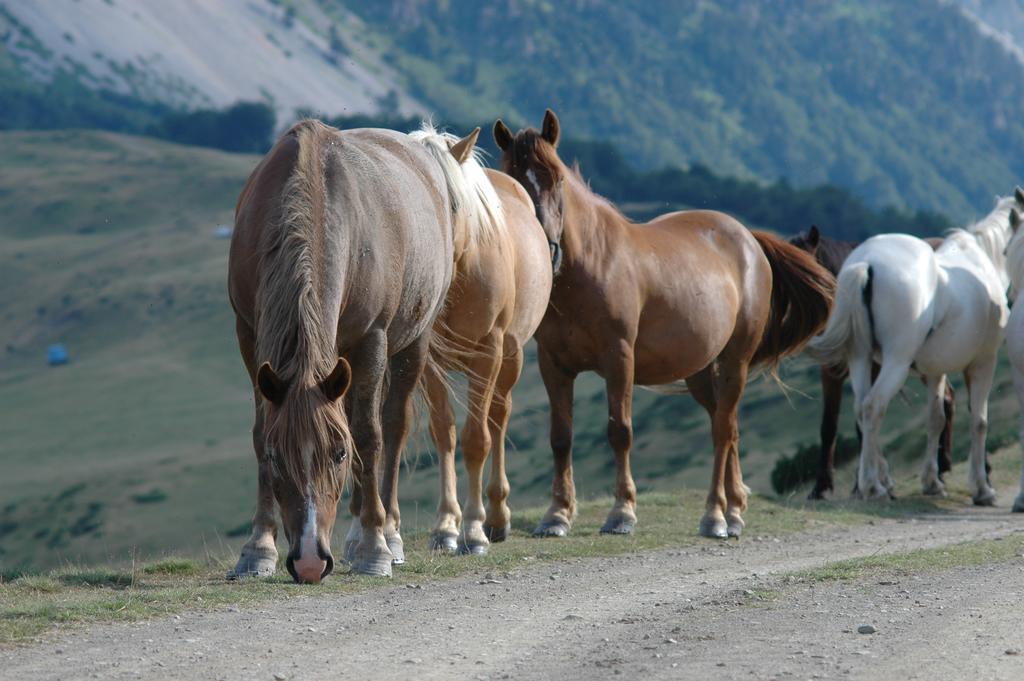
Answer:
286, 539, 334, 584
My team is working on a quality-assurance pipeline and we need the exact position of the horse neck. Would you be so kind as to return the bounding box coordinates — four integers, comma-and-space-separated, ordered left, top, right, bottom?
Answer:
559, 171, 622, 270
256, 129, 341, 385
257, 236, 338, 384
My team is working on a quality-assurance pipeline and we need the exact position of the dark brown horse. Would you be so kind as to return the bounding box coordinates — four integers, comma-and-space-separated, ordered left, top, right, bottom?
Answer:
790, 226, 956, 499
227, 120, 456, 581
494, 110, 835, 538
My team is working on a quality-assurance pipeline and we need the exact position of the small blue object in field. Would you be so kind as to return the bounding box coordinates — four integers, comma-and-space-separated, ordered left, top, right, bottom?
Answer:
47, 344, 69, 366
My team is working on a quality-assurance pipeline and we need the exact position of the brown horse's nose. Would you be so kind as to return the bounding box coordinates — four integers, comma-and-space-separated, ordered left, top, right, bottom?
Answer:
286, 541, 334, 584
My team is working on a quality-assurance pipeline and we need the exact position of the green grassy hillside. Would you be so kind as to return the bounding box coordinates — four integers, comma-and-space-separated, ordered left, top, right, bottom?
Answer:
335, 0, 1024, 221
1, 130, 1020, 572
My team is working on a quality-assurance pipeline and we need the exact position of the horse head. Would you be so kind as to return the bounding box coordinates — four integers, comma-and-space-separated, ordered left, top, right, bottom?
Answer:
256, 357, 351, 584
494, 109, 566, 272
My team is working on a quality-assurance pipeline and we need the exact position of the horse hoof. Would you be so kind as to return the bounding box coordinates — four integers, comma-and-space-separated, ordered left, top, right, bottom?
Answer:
350, 552, 394, 577
1012, 498, 1024, 513
699, 516, 728, 539
972, 490, 996, 507
458, 542, 488, 556
600, 518, 635, 535
226, 557, 276, 577
226, 552, 277, 580
484, 523, 511, 543
921, 481, 946, 497
429, 533, 459, 554
343, 540, 359, 564
386, 533, 405, 566
532, 521, 570, 537
807, 487, 829, 501
727, 522, 744, 539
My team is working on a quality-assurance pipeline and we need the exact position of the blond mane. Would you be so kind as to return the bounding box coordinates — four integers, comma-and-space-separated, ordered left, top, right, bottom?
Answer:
409, 122, 505, 247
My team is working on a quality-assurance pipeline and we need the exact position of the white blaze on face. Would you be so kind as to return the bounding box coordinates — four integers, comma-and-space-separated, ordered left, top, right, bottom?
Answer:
526, 169, 542, 198
299, 441, 318, 560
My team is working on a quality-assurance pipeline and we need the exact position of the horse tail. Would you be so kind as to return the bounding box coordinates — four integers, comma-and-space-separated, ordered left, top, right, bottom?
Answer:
751, 231, 836, 369
805, 262, 874, 367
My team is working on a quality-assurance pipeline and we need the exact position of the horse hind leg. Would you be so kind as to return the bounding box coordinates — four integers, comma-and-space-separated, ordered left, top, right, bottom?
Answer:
459, 332, 504, 555
426, 365, 461, 554
483, 344, 525, 543
919, 374, 949, 496
855, 357, 910, 500
686, 365, 726, 538
964, 357, 997, 506
810, 364, 846, 500
937, 380, 955, 479
1011, 362, 1024, 512
697, 356, 750, 538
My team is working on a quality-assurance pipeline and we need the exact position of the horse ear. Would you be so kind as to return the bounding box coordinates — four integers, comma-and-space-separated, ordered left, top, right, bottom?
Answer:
1015, 186, 1024, 206
493, 119, 513, 151
1012, 208, 1022, 233
320, 357, 351, 402
257, 362, 288, 405
449, 127, 480, 165
807, 225, 820, 248
541, 108, 560, 147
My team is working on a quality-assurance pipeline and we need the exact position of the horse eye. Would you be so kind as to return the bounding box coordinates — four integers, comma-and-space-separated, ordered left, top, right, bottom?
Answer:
333, 448, 347, 464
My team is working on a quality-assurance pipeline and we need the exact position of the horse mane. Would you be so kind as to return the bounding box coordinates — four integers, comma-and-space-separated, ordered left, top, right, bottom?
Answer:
954, 195, 1016, 275
409, 122, 505, 247
254, 120, 351, 494
1007, 212, 1024, 301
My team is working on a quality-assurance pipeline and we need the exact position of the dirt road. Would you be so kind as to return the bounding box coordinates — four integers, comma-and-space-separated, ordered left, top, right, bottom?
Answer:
4, 505, 1024, 681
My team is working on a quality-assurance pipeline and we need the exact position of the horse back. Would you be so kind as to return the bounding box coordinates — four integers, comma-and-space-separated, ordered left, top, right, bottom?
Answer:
230, 121, 455, 357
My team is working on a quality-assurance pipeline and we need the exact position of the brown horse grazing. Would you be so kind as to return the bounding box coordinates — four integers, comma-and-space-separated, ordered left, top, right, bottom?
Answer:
493, 110, 835, 538
227, 119, 464, 581
789, 226, 957, 499
404, 125, 553, 556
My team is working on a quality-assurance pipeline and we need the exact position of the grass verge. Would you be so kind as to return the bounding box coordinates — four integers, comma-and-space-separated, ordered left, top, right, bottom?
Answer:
1, 479, 1000, 647
793, 533, 1024, 583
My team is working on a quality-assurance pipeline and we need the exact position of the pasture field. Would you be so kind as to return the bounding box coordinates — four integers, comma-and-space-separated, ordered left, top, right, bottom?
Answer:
1, 129, 1022, 575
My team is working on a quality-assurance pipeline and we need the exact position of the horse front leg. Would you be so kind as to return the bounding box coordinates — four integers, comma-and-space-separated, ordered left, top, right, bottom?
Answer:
965, 357, 997, 506
600, 341, 638, 535
484, 344, 526, 543
228, 398, 280, 579
810, 364, 845, 500
380, 335, 431, 566
533, 345, 577, 537
346, 330, 392, 576
228, 318, 279, 579
919, 374, 949, 496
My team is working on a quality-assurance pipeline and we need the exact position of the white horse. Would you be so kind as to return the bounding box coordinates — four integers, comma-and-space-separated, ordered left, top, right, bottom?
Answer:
1002, 196, 1024, 512
809, 193, 1021, 503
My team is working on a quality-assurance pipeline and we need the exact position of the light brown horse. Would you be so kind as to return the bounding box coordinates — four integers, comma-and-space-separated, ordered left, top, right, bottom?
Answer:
227, 119, 468, 581
404, 125, 553, 556
494, 110, 835, 538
